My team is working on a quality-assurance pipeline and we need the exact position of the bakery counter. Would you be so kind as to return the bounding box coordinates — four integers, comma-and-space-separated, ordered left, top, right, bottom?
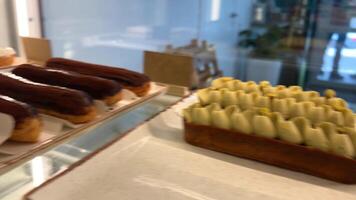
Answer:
1, 70, 355, 199
21, 94, 356, 200
0, 94, 181, 200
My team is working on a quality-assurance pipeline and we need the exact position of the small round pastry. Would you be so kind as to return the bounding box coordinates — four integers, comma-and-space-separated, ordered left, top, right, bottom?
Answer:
324, 89, 336, 98
46, 58, 151, 97
211, 77, 234, 89
13, 64, 123, 106
0, 73, 96, 124
0, 95, 42, 142
0, 47, 16, 67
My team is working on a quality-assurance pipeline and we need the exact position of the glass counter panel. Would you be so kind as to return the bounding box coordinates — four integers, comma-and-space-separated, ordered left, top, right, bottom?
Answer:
1, 0, 356, 198
0, 94, 181, 200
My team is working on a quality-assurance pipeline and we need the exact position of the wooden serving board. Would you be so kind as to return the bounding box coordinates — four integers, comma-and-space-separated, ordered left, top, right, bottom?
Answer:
0, 83, 167, 174
184, 122, 356, 184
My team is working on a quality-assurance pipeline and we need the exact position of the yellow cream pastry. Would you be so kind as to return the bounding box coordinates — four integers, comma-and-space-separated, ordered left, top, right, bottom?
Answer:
211, 110, 230, 130
245, 83, 260, 94
308, 106, 325, 124
276, 89, 290, 99
221, 90, 239, 107
255, 96, 271, 109
197, 88, 211, 105
312, 97, 326, 106
184, 77, 356, 159
192, 107, 210, 126
324, 89, 336, 98
341, 108, 355, 128
289, 103, 305, 119
328, 97, 348, 109
225, 80, 238, 90
211, 77, 234, 89
235, 81, 247, 90
252, 115, 276, 138
288, 85, 303, 92
330, 133, 355, 158
231, 112, 252, 134
206, 103, 221, 114
272, 98, 289, 118
259, 81, 271, 88
277, 118, 303, 144
301, 101, 315, 113
304, 127, 330, 152
344, 127, 356, 150
239, 93, 255, 110
208, 90, 222, 104
317, 122, 337, 138
225, 105, 240, 116
291, 116, 311, 138
328, 111, 345, 126
183, 108, 193, 123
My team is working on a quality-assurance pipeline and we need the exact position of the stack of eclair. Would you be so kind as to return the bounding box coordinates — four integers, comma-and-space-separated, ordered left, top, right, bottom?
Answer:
0, 58, 151, 143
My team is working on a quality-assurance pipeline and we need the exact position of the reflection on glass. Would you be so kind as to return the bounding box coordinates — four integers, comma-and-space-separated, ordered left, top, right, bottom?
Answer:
30, 157, 45, 187
15, 0, 29, 37
210, 0, 221, 21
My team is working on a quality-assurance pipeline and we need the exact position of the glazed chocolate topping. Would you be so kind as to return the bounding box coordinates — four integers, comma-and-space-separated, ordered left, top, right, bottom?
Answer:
0, 73, 93, 115
13, 64, 122, 100
0, 95, 37, 125
46, 58, 150, 87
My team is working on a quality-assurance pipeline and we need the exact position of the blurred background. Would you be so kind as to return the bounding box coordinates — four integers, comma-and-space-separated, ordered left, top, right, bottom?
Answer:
1, 0, 356, 109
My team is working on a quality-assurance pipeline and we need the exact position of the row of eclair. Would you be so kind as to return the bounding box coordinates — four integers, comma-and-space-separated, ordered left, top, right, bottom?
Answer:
0, 58, 151, 143
183, 77, 356, 159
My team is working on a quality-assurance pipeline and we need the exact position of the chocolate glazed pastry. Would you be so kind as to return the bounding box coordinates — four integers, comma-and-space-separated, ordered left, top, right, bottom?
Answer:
0, 95, 42, 142
46, 58, 151, 97
0, 73, 96, 124
13, 64, 123, 106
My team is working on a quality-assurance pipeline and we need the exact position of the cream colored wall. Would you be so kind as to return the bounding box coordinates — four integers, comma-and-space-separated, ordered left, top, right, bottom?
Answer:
0, 0, 19, 53
0, 0, 11, 47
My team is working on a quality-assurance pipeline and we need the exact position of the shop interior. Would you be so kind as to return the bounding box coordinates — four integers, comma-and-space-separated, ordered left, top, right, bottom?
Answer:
0, 0, 356, 199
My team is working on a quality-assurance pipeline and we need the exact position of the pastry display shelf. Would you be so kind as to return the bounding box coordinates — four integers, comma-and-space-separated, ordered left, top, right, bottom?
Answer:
0, 83, 166, 173
0, 93, 182, 200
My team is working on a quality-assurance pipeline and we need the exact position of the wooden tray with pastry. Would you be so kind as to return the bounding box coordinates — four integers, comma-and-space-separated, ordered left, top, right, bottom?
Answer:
182, 77, 356, 183
0, 47, 27, 71
0, 58, 166, 174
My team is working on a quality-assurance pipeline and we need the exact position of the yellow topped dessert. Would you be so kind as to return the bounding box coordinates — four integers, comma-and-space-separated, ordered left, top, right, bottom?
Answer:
184, 77, 356, 159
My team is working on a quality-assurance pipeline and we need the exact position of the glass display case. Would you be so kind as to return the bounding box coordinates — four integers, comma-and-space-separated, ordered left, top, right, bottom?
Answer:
0, 0, 356, 199
0, 93, 181, 199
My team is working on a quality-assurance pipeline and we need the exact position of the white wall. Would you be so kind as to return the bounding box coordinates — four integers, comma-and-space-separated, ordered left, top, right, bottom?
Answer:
41, 0, 254, 76
0, 0, 18, 52
42, 0, 200, 72
0, 0, 12, 47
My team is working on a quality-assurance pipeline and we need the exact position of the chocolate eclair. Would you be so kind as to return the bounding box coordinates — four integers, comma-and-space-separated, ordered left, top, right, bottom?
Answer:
13, 64, 123, 106
0, 73, 96, 124
46, 58, 151, 96
0, 95, 42, 142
